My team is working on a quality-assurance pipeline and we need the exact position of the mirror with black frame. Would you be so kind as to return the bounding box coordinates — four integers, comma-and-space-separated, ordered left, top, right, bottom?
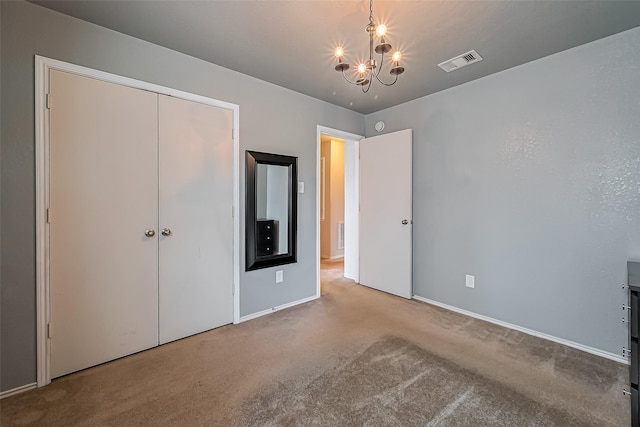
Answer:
245, 151, 297, 271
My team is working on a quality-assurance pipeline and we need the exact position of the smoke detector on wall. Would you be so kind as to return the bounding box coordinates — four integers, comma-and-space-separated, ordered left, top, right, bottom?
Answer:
438, 50, 483, 73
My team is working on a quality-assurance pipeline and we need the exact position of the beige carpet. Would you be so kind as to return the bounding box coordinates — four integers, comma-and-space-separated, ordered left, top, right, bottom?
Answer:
1, 259, 630, 426
235, 336, 610, 426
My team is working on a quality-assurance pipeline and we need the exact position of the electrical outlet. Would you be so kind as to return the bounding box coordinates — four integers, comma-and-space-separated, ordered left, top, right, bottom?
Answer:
276, 270, 284, 283
465, 274, 475, 289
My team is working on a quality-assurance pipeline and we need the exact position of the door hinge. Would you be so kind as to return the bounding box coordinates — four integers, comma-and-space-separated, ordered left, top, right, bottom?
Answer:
46, 208, 51, 223
46, 93, 52, 109
47, 323, 52, 338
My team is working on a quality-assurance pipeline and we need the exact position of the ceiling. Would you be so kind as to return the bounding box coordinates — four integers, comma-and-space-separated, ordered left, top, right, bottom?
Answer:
31, 1, 640, 115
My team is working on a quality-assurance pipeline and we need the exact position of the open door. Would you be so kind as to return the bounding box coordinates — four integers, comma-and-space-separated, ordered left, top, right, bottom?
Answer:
359, 129, 412, 298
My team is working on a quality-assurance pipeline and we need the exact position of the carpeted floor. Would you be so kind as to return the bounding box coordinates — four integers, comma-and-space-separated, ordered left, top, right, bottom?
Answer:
235, 335, 611, 426
1, 259, 630, 426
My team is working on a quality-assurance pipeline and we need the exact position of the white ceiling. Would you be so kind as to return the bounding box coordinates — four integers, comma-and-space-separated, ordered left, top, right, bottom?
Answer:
31, 0, 640, 114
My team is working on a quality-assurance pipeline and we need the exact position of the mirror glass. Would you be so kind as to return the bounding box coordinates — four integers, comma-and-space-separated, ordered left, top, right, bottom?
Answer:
246, 151, 297, 271
256, 164, 289, 254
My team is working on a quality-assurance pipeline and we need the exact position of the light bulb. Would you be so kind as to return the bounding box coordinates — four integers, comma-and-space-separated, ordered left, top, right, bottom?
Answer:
392, 51, 401, 62
335, 47, 344, 58
376, 24, 387, 37
357, 63, 367, 74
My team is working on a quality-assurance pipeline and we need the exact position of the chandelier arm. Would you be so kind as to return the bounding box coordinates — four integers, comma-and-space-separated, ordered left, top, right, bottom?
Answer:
373, 72, 399, 86
372, 51, 399, 86
361, 79, 372, 93
340, 68, 361, 85
341, 68, 373, 87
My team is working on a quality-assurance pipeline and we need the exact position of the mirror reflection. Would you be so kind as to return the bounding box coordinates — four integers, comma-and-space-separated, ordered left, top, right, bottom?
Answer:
256, 164, 289, 255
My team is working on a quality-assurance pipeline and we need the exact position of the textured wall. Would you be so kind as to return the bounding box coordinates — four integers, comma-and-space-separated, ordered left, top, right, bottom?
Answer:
0, 1, 363, 392
365, 27, 640, 355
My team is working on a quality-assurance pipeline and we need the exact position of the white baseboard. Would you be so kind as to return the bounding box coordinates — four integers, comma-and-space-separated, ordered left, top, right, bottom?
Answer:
0, 382, 37, 399
239, 294, 320, 323
412, 295, 627, 364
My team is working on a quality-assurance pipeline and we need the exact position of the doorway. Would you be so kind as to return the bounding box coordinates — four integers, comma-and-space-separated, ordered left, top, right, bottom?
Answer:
316, 126, 363, 293
320, 135, 345, 261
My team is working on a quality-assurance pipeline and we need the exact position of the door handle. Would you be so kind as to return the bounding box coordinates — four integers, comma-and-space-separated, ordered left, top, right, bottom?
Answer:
144, 229, 156, 237
161, 228, 172, 237
401, 219, 409, 225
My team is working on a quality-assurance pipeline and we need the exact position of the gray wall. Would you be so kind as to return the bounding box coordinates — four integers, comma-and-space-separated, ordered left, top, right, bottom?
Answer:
365, 27, 640, 355
0, 0, 363, 392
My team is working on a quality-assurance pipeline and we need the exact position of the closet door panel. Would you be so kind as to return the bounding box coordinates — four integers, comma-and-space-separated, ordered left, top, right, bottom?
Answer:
49, 70, 159, 378
158, 95, 234, 344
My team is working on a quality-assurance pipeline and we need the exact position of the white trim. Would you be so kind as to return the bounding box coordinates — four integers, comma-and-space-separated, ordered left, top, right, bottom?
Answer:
232, 97, 241, 325
320, 157, 326, 221
316, 126, 364, 297
37, 57, 240, 112
412, 295, 627, 364
35, 56, 241, 387
0, 383, 37, 399
342, 137, 360, 283
317, 126, 363, 142
35, 56, 51, 387
239, 295, 320, 323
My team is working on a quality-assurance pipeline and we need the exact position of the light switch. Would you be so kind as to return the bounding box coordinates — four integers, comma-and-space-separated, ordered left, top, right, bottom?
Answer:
276, 270, 284, 283
465, 274, 475, 289
298, 181, 304, 193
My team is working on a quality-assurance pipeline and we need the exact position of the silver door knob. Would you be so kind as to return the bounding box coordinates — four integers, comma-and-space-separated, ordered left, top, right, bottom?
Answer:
161, 228, 172, 237
144, 229, 156, 237
401, 219, 409, 225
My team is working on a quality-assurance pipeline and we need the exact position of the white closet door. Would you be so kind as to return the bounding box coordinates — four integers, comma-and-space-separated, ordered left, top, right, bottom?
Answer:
158, 95, 234, 344
49, 70, 159, 378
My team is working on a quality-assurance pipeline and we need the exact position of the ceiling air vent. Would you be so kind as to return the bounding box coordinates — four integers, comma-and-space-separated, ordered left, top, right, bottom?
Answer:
438, 50, 483, 73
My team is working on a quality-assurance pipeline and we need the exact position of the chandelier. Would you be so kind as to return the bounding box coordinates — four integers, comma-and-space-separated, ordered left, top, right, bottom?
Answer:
333, 0, 405, 93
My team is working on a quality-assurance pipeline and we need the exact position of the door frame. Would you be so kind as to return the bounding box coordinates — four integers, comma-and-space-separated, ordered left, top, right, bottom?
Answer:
35, 56, 241, 387
316, 126, 363, 296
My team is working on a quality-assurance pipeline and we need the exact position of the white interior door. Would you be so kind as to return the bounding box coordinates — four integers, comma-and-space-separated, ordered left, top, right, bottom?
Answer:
158, 95, 234, 344
359, 129, 413, 298
49, 70, 159, 378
